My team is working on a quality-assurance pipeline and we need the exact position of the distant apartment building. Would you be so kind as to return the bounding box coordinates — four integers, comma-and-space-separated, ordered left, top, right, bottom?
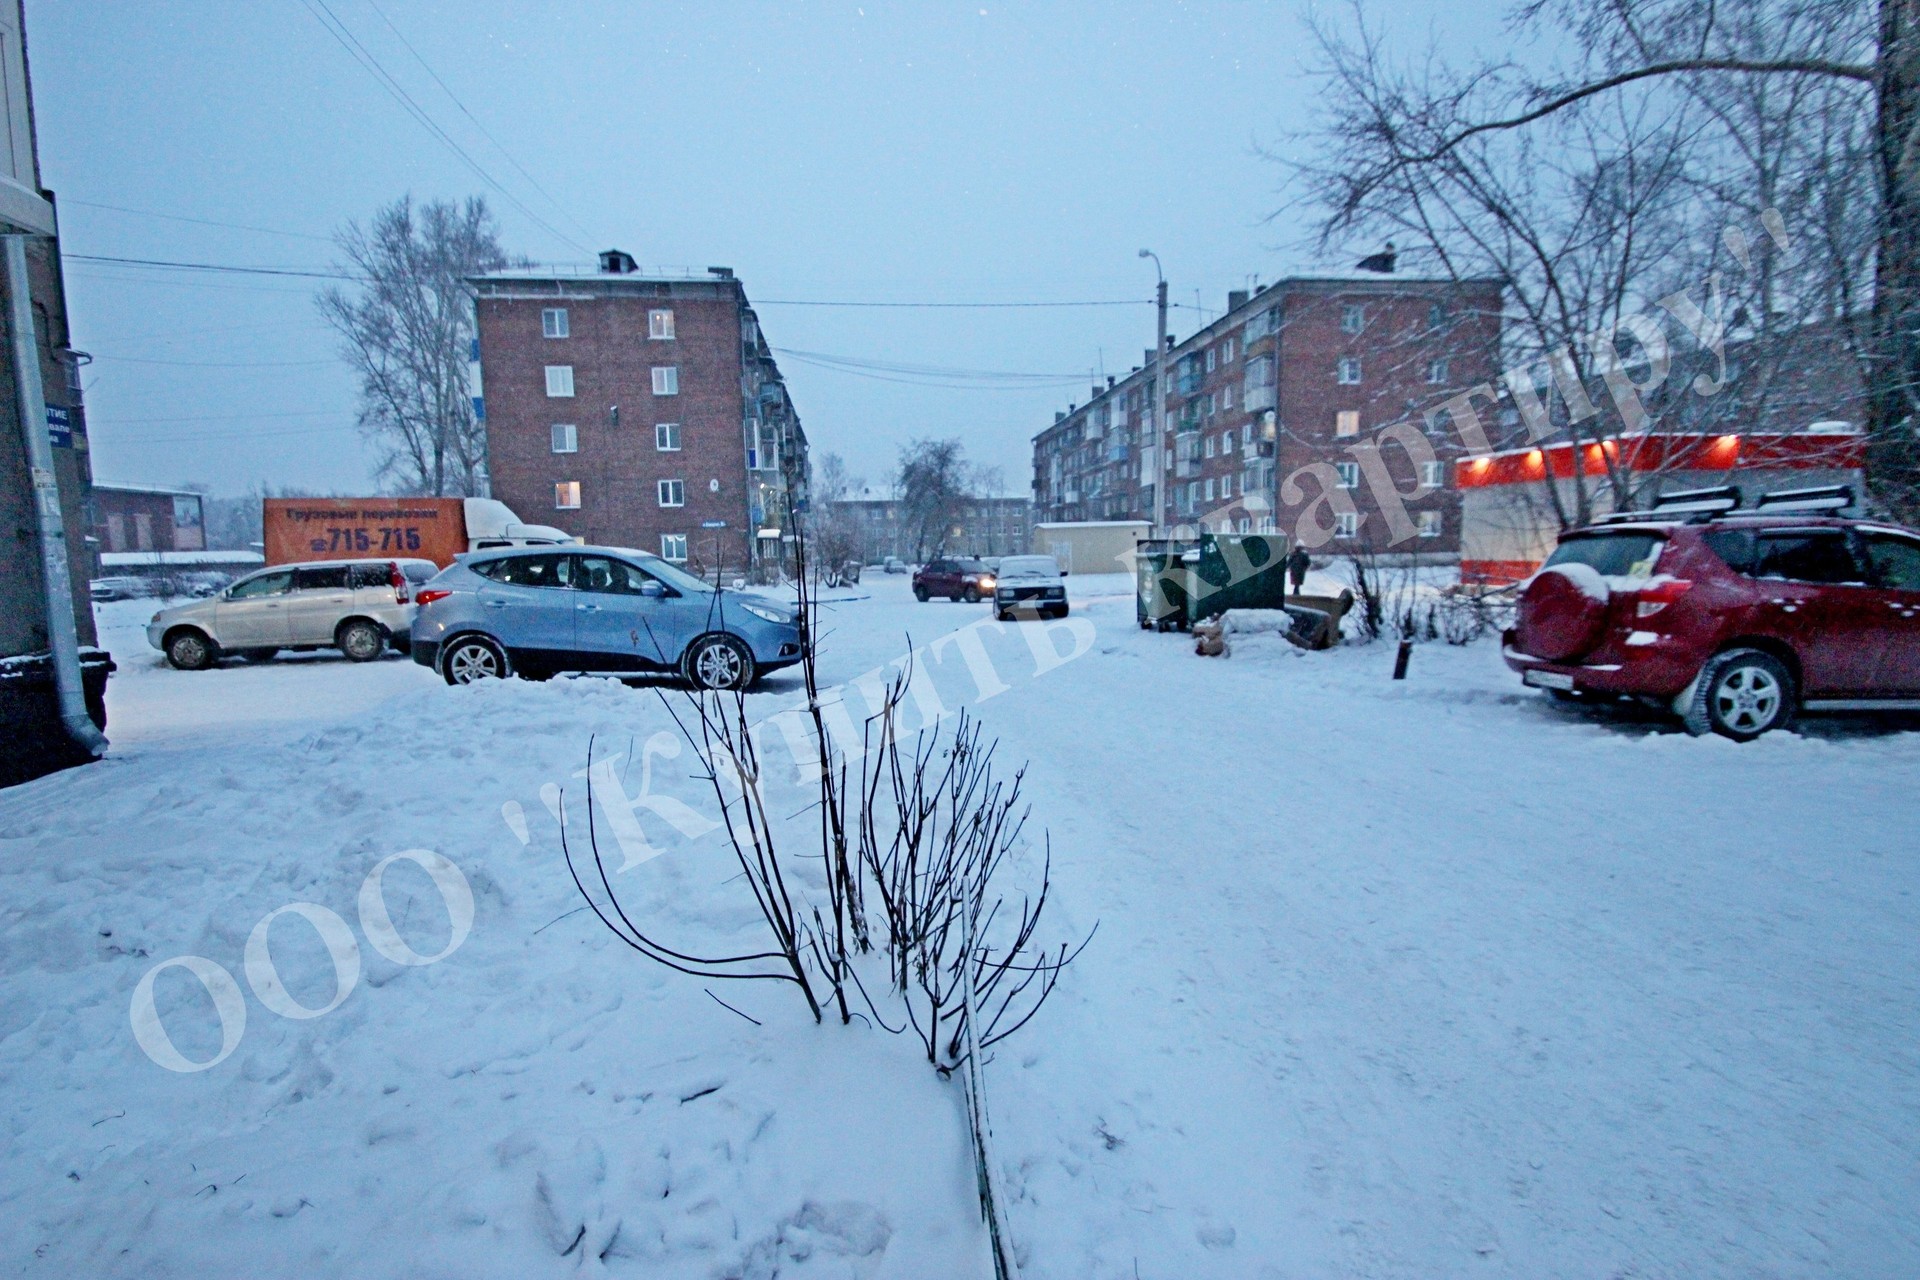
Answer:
1033, 274, 1504, 558
834, 496, 1031, 561
471, 254, 807, 577
91, 484, 204, 553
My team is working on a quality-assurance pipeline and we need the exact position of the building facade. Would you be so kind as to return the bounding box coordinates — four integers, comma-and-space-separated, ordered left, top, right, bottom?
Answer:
471, 257, 807, 579
1033, 275, 1504, 559
0, 0, 110, 787
92, 483, 204, 553
833, 496, 1032, 562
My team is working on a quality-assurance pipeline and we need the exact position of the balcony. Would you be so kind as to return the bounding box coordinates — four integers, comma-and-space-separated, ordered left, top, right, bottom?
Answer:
1242, 440, 1275, 460
1243, 383, 1276, 412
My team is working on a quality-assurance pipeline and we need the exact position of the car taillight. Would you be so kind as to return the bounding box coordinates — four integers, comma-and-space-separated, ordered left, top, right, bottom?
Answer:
389, 562, 409, 603
415, 587, 452, 607
1634, 578, 1693, 618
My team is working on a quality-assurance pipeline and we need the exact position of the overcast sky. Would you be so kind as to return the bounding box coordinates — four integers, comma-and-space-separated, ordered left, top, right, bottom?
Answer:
30, 0, 1512, 501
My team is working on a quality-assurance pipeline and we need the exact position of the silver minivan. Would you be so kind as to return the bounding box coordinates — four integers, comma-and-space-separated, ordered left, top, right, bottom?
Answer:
146, 559, 438, 669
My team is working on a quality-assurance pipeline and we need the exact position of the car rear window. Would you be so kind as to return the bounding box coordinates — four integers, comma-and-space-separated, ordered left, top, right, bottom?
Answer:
402, 562, 436, 583
294, 565, 350, 591
348, 563, 391, 589
1542, 533, 1662, 579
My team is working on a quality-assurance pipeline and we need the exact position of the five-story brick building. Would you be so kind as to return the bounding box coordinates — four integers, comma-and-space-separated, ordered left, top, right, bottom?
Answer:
472, 254, 806, 578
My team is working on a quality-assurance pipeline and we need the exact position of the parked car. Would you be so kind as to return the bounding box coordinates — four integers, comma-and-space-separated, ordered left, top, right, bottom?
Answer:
913, 557, 996, 603
90, 576, 147, 602
410, 546, 802, 691
882, 557, 909, 574
147, 558, 437, 670
1504, 487, 1920, 740
993, 554, 1069, 620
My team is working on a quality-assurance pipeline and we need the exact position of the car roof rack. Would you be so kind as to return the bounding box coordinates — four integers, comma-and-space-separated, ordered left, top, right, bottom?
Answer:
1750, 483, 1853, 514
1595, 483, 1743, 525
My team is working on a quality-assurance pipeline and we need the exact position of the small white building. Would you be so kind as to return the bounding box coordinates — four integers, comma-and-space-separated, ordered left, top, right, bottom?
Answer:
1031, 520, 1152, 575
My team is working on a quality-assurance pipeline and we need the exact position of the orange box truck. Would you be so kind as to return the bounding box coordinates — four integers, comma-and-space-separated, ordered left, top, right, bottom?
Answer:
263, 497, 574, 568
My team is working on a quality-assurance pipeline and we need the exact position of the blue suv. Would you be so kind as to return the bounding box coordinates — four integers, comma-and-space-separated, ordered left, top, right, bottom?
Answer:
410, 547, 802, 690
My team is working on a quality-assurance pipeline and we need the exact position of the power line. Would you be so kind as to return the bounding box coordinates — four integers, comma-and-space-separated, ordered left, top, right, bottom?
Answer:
63, 199, 335, 243
757, 297, 1147, 309
84, 408, 350, 425
67, 253, 357, 280
296, 0, 589, 255
773, 347, 1097, 383
359, 0, 597, 246
90, 352, 339, 369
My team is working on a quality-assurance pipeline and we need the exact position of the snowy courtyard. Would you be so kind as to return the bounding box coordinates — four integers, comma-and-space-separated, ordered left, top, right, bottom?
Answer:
4, 573, 1918, 1278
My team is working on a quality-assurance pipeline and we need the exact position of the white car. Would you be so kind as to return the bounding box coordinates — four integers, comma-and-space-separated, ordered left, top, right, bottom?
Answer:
146, 558, 438, 669
992, 554, 1069, 620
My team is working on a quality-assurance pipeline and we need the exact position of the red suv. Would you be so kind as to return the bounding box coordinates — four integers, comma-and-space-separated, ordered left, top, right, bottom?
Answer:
912, 557, 996, 603
1504, 487, 1920, 739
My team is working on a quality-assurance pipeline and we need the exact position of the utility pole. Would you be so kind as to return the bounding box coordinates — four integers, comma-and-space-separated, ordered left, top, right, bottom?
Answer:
1139, 250, 1169, 536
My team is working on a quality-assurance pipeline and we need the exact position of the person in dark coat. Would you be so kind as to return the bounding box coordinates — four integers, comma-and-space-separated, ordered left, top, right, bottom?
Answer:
1287, 545, 1311, 591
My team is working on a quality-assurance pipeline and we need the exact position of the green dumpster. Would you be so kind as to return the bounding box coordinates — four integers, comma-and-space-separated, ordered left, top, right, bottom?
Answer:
1187, 533, 1289, 622
1135, 538, 1192, 631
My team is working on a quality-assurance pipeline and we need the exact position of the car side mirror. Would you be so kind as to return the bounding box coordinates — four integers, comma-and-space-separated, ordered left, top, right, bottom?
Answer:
1060, 569, 1069, 576
639, 580, 665, 598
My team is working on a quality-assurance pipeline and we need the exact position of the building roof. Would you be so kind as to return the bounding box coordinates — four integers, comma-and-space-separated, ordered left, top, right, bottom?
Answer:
92, 483, 205, 499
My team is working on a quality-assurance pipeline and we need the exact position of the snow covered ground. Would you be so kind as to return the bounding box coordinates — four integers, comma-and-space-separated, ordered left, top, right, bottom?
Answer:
3, 580, 1917, 1277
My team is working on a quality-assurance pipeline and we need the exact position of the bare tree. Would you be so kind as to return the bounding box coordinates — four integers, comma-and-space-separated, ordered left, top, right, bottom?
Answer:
897, 438, 976, 561
805, 452, 866, 585
318, 196, 515, 496
1287, 0, 1908, 510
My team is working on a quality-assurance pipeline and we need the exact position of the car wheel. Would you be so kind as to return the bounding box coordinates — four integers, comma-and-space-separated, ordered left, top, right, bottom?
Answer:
684, 633, 756, 692
962, 585, 980, 603
337, 619, 385, 662
442, 635, 507, 685
1684, 648, 1795, 741
996, 609, 1011, 622
237, 647, 280, 664
914, 586, 930, 603
165, 629, 216, 671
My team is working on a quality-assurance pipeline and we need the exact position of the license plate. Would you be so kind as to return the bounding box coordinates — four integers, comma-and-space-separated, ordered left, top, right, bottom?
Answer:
1524, 669, 1575, 691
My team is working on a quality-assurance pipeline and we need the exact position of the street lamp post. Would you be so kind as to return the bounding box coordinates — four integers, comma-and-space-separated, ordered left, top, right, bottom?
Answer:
1138, 250, 1169, 537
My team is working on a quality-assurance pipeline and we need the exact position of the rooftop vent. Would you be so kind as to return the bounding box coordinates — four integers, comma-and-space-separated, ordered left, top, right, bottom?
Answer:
598, 249, 638, 274
1227, 289, 1248, 312
708, 266, 735, 279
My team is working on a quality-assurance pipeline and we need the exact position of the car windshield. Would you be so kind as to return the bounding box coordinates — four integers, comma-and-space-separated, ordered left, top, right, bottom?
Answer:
997, 556, 1058, 578
1543, 533, 1663, 579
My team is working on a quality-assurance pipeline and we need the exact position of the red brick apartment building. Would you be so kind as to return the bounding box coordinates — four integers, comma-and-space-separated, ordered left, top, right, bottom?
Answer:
1033, 274, 1502, 557
471, 253, 807, 577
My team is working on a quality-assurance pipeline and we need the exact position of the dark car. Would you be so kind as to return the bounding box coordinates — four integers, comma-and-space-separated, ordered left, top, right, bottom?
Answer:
1503, 486, 1920, 739
912, 557, 996, 603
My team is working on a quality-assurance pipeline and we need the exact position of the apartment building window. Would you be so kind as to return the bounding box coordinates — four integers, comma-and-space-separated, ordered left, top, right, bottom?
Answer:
1426, 357, 1450, 384
660, 533, 688, 561
1222, 384, 1233, 410
1417, 510, 1443, 539
550, 423, 578, 454
1187, 481, 1200, 508
1221, 473, 1233, 498
1335, 461, 1361, 489
1204, 477, 1216, 501
1222, 428, 1235, 453
545, 365, 575, 397
1336, 409, 1361, 437
1421, 460, 1446, 488
1341, 303, 1366, 334
1337, 357, 1363, 385
1205, 434, 1216, 458
542, 307, 569, 338
1427, 301, 1449, 331
555, 481, 581, 509
1335, 511, 1359, 538
1206, 347, 1217, 372
652, 366, 679, 396
1222, 336, 1235, 362
655, 422, 681, 451
657, 478, 685, 507
649, 309, 676, 340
